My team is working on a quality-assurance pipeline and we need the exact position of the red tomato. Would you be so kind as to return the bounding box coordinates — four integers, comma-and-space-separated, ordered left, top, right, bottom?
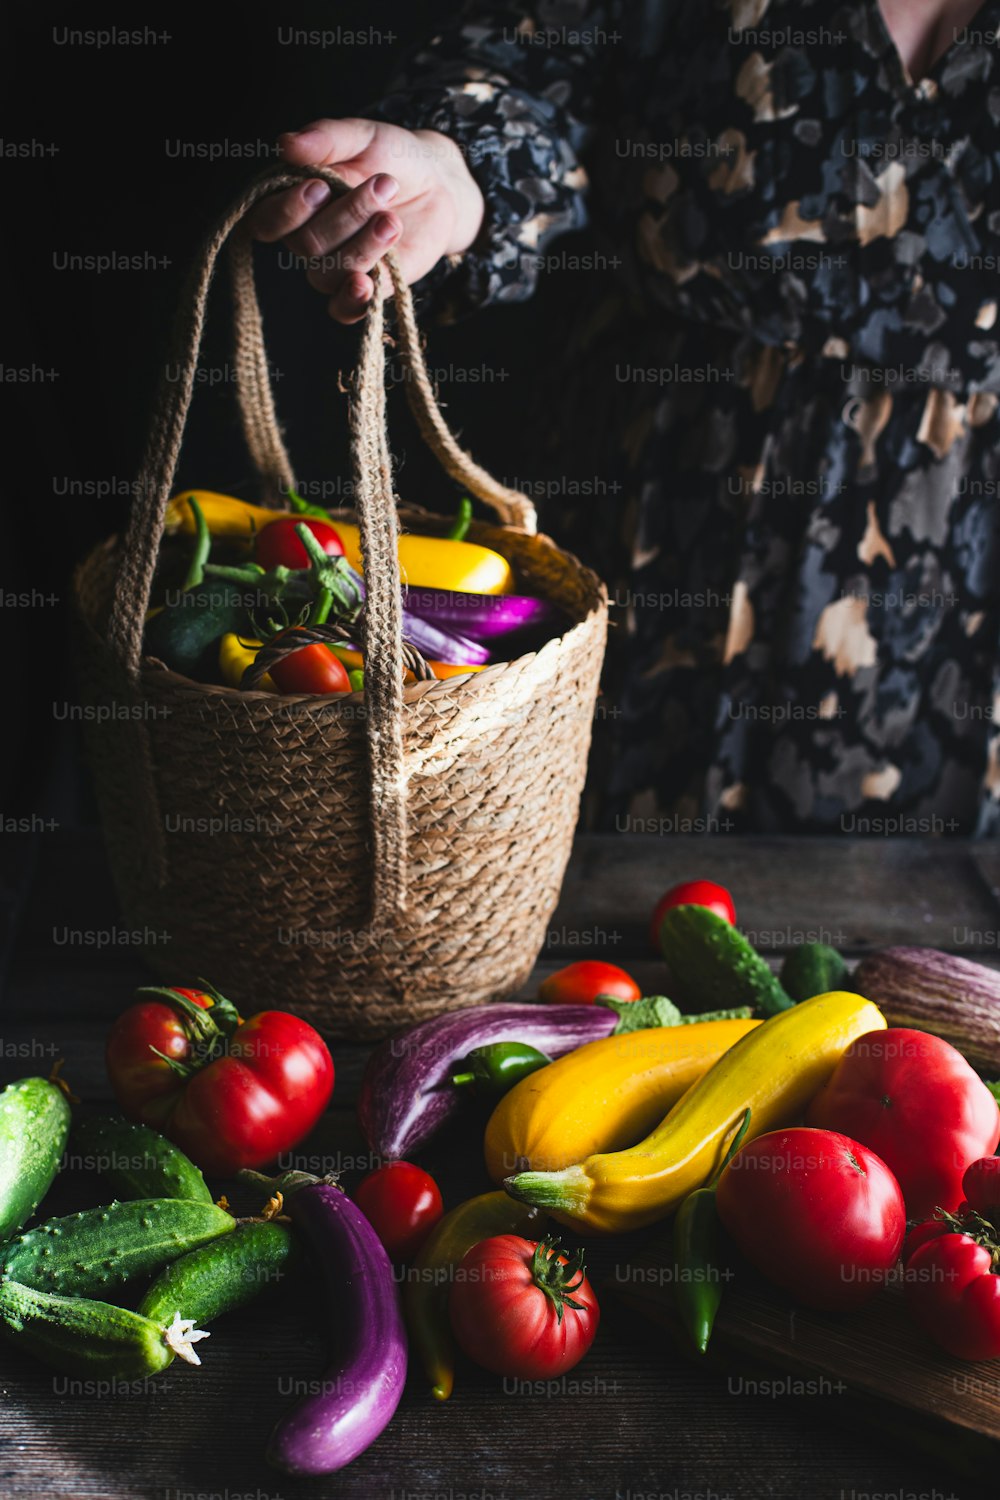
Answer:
106, 984, 334, 1176
538, 960, 640, 1006
354, 1162, 443, 1261
449, 1235, 599, 1378
254, 517, 344, 571
269, 635, 351, 695
806, 1028, 1000, 1218
963, 1156, 1000, 1221
901, 1217, 951, 1266
650, 880, 735, 949
906, 1233, 1000, 1361
716, 1127, 906, 1311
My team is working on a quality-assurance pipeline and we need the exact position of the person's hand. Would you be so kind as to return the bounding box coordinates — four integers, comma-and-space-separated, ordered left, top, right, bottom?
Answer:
251, 118, 485, 324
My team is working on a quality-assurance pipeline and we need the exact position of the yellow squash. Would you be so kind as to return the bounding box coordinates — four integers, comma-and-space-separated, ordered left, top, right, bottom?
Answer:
505, 991, 885, 1234
484, 1019, 760, 1183
331, 521, 513, 595
164, 491, 514, 594
218, 634, 275, 692
165, 490, 276, 539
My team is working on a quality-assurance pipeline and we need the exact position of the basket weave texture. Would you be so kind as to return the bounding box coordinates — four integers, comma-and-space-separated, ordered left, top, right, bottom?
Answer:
72, 164, 608, 1039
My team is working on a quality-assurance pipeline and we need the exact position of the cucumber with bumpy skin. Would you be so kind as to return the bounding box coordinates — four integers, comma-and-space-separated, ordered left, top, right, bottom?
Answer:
139, 1220, 297, 1327
0, 1076, 72, 1239
780, 942, 850, 1003
0, 1279, 208, 1378
0, 1198, 234, 1298
143, 584, 248, 677
659, 905, 794, 1017
71, 1114, 212, 1204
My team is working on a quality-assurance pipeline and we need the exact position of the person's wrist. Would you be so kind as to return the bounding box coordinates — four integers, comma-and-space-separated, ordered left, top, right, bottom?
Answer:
415, 128, 486, 255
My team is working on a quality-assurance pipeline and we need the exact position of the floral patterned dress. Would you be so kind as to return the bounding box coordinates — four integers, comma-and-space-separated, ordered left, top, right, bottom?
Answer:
375, 0, 1000, 834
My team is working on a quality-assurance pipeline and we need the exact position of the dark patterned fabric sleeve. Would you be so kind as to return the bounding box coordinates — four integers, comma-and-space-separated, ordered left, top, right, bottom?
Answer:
369, 2, 614, 319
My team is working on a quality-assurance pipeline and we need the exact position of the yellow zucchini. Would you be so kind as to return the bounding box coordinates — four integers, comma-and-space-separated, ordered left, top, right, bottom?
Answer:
331, 521, 513, 595
484, 1019, 760, 1182
164, 490, 275, 539
164, 492, 514, 594
505, 991, 885, 1234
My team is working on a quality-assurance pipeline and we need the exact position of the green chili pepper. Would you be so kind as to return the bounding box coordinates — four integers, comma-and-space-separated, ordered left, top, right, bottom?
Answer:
286, 486, 334, 521
180, 496, 212, 590
451, 1041, 552, 1102
672, 1107, 751, 1354
348, 669, 365, 692
446, 496, 473, 541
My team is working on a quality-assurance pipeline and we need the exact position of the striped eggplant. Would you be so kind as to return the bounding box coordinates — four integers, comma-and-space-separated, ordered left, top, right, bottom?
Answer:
854, 946, 1000, 1074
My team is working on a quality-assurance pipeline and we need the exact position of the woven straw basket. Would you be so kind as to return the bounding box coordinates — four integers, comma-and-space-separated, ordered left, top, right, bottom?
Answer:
72, 165, 608, 1040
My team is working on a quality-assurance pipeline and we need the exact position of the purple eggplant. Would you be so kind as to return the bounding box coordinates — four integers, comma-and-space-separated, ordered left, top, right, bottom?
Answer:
398, 611, 489, 666
401, 585, 562, 641
245, 1171, 406, 1476
341, 563, 489, 665
359, 1001, 628, 1161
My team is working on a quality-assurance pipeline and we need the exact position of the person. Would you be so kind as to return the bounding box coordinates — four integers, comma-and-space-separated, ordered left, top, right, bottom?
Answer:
251, 0, 1000, 836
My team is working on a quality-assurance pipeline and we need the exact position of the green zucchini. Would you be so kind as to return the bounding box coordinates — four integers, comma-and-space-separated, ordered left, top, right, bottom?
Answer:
780, 942, 850, 1003
71, 1114, 212, 1204
139, 1220, 297, 1327
659, 904, 794, 1017
0, 1077, 72, 1239
0, 1279, 208, 1378
0, 1198, 234, 1297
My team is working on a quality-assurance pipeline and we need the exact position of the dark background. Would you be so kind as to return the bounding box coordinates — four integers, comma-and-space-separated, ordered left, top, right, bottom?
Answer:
2, 3, 584, 822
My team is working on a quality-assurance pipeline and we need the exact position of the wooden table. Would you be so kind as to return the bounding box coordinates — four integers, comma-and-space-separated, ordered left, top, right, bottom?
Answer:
2, 830, 999, 1500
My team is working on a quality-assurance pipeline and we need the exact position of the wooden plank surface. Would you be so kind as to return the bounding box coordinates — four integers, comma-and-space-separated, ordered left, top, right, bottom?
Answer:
615, 1240, 1000, 1445
2, 830, 1000, 1500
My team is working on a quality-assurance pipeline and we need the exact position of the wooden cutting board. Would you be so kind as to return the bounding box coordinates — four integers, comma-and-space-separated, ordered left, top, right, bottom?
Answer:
609, 1236, 1000, 1461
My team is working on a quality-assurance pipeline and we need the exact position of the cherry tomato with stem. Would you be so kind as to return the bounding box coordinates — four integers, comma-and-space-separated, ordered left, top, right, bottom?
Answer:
254, 516, 344, 571
354, 1161, 444, 1261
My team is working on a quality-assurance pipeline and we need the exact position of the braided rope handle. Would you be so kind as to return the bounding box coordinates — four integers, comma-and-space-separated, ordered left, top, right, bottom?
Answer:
106, 162, 537, 925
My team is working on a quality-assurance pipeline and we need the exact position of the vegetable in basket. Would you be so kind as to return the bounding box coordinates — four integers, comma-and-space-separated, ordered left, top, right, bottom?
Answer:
165, 489, 515, 593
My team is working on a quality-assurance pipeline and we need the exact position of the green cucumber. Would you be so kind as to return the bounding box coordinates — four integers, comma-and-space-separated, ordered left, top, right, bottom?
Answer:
139, 1220, 297, 1327
143, 583, 248, 676
780, 942, 850, 1003
71, 1114, 212, 1204
0, 1077, 72, 1238
0, 1198, 234, 1298
0, 1280, 208, 1379
659, 904, 795, 1017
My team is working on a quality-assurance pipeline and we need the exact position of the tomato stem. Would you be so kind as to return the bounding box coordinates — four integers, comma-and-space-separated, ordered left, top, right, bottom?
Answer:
528, 1236, 589, 1325
134, 982, 243, 1074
